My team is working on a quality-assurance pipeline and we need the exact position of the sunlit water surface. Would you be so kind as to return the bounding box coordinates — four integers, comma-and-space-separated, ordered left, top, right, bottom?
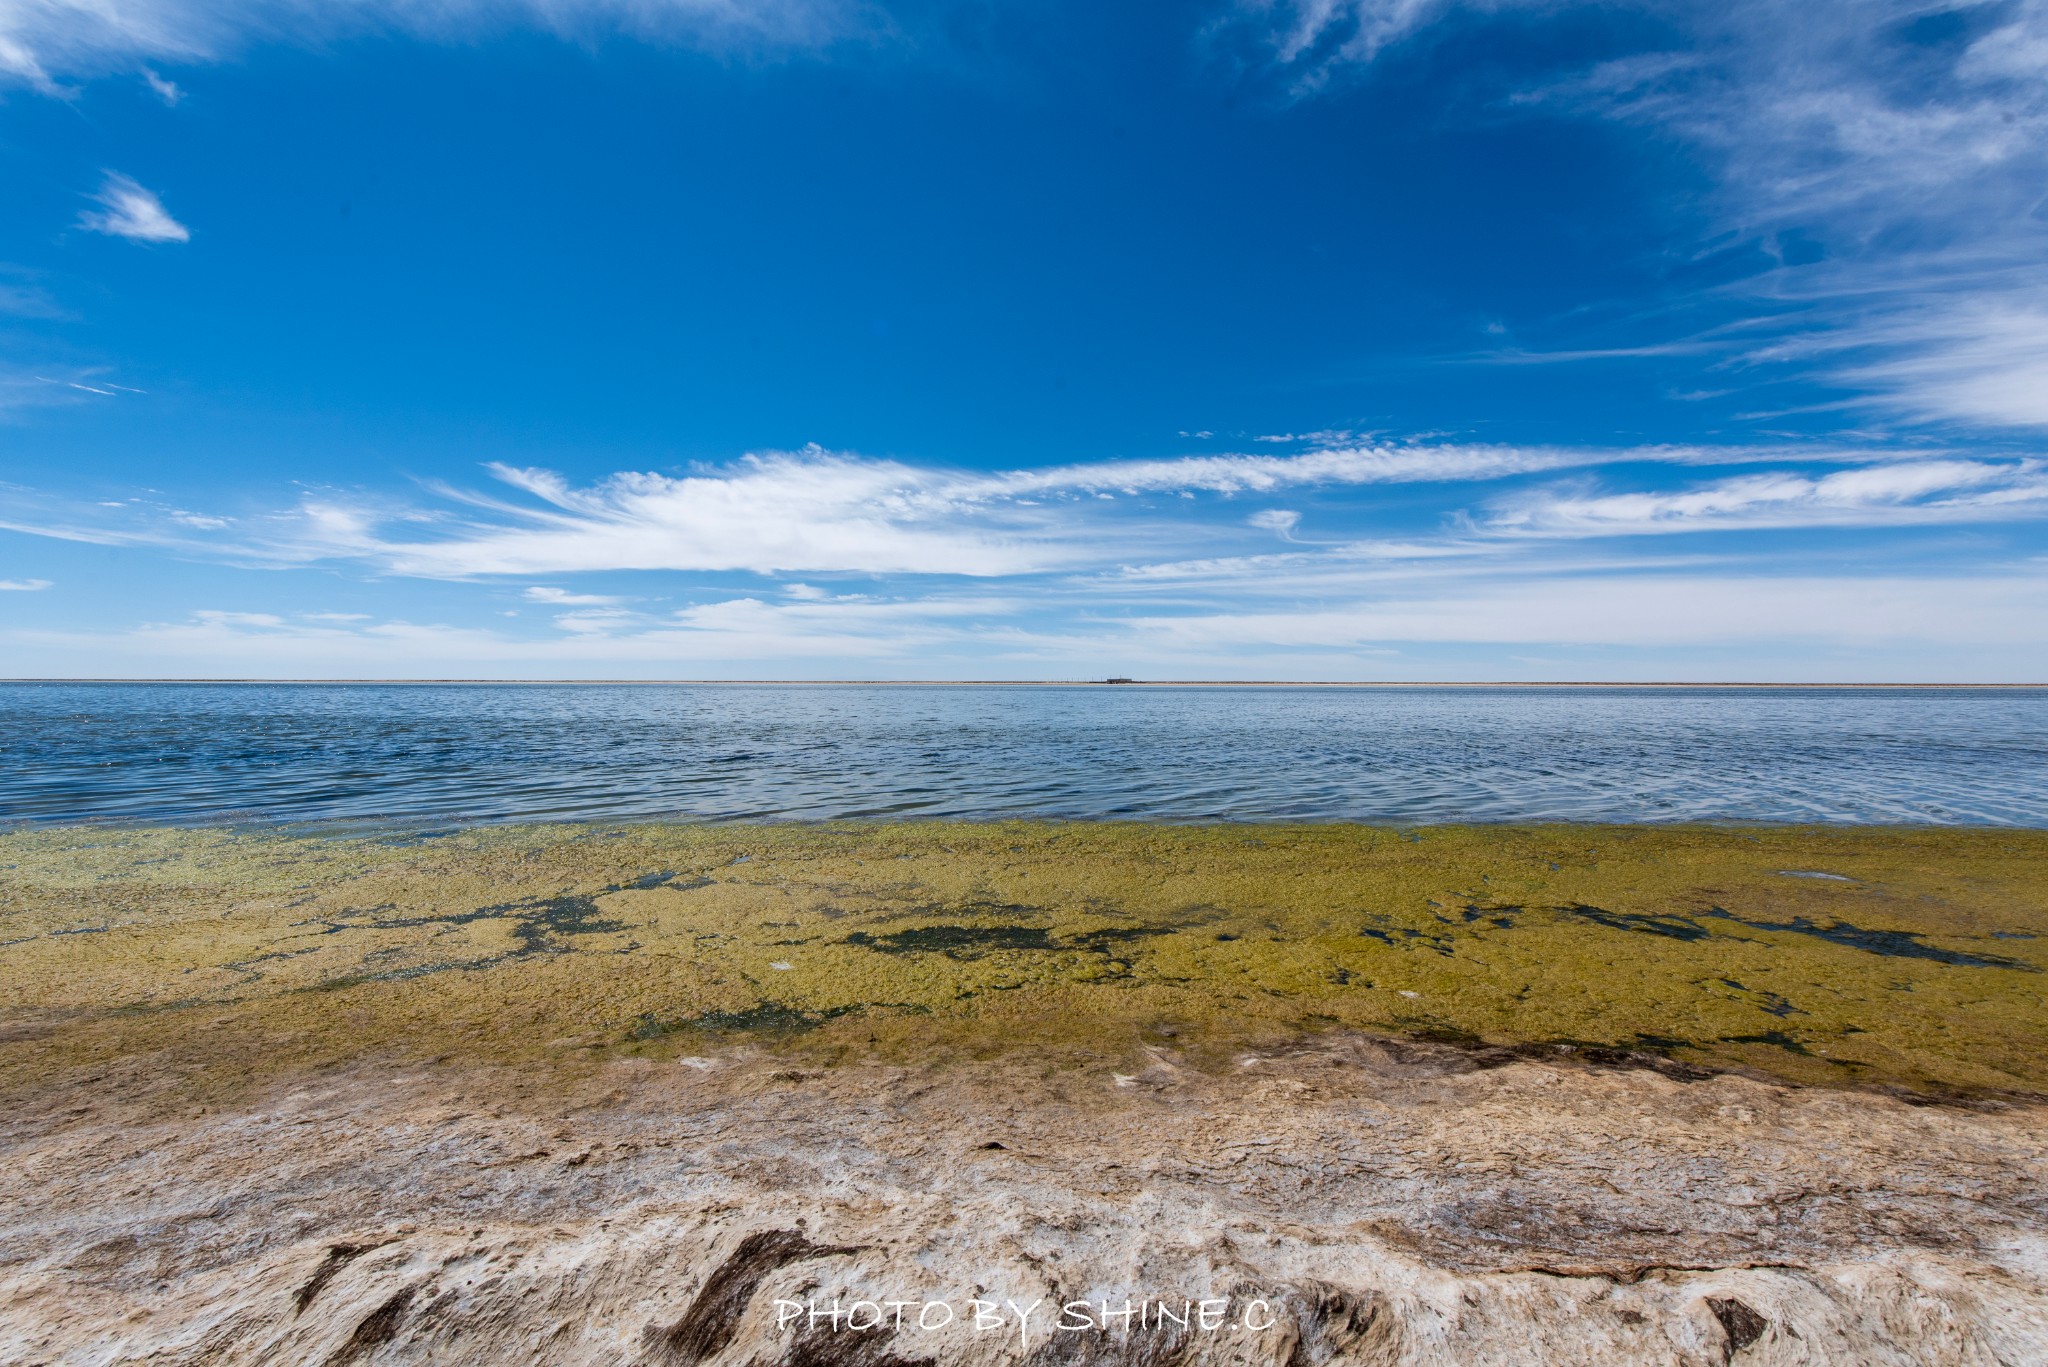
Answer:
2, 683, 2043, 828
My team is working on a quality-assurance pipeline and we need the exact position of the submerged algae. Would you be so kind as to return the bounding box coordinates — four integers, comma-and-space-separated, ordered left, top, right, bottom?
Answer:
0, 821, 2043, 1098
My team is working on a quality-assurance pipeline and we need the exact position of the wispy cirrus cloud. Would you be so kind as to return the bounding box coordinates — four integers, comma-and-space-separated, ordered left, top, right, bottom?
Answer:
1220, 0, 2048, 431
0, 440, 2012, 580
0, 484, 238, 548
279, 441, 1940, 578
341, 451, 1065, 577
4, 434, 2040, 679
0, 366, 140, 416
1216, 0, 1484, 94
523, 585, 622, 605
0, 0, 870, 93
978, 441, 1653, 497
1809, 296, 2048, 430
1483, 458, 2048, 537
0, 577, 54, 590
77, 173, 189, 243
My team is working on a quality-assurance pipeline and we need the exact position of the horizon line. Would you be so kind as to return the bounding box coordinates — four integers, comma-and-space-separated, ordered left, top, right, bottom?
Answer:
3, 678, 2045, 689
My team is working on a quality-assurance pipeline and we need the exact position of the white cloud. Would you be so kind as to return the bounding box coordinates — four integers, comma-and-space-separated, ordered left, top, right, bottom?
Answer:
142, 67, 180, 102
983, 442, 1603, 496
335, 451, 1059, 577
0, 577, 53, 590
0, 366, 139, 416
1824, 296, 2048, 430
1222, 0, 1481, 94
2, 437, 2036, 678
1225, 0, 2048, 430
1, 439, 2010, 582
551, 607, 637, 633
1484, 459, 2048, 537
274, 441, 1923, 579
0, 484, 240, 548
0, 0, 865, 92
1096, 538, 1534, 591
190, 608, 285, 627
77, 173, 189, 243
523, 585, 621, 604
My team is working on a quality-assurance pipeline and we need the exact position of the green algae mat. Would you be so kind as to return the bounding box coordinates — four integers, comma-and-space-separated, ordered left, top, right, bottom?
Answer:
1, 822, 2043, 1098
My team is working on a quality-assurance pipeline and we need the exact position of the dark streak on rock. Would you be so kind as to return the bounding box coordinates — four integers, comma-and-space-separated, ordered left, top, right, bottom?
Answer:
326, 1284, 416, 1366
1510, 1260, 1805, 1284
293, 1242, 377, 1315
645, 1228, 861, 1366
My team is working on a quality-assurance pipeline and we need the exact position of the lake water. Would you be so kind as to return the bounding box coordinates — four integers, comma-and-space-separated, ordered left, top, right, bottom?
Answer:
1, 683, 2044, 828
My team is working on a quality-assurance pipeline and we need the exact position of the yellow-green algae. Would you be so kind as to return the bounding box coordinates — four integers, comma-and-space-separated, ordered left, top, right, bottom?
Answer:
1, 821, 2044, 1099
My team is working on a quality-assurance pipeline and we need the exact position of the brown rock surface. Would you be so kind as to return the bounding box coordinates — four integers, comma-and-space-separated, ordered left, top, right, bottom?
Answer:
2, 1034, 2043, 1366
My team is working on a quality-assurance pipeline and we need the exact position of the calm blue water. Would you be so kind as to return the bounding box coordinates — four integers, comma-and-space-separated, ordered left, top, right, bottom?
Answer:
1, 683, 2044, 828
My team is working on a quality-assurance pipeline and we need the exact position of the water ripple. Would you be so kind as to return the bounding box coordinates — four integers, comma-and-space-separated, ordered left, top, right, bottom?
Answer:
1, 683, 2044, 828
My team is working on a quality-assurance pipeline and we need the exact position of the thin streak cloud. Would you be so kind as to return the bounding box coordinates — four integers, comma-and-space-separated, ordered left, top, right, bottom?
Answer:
1484, 459, 2048, 537
1223, 0, 2048, 431
77, 173, 189, 243
0, 440, 2018, 580
0, 0, 870, 92
285, 442, 1937, 578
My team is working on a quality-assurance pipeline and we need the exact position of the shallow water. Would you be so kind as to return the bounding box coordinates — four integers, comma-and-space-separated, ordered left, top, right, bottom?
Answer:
1, 682, 2043, 827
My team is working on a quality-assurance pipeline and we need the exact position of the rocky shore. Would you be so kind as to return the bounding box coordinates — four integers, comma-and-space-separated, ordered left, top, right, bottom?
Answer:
3, 1035, 2044, 1365
2, 820, 2044, 1363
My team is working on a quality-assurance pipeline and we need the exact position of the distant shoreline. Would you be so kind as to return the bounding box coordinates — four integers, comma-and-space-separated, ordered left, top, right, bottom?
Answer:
3, 678, 2045, 688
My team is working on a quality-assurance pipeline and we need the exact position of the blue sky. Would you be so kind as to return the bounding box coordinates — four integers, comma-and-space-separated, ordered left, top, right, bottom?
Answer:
1, 0, 2045, 680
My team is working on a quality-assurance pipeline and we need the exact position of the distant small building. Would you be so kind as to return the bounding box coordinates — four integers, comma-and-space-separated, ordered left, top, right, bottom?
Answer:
1104, 677, 1136, 684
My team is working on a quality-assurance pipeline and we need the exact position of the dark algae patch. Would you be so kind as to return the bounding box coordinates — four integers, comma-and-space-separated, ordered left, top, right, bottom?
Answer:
1560, 904, 1716, 942
845, 925, 1058, 956
2, 821, 2045, 1099
1701, 907, 2036, 969
634, 1002, 860, 1039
